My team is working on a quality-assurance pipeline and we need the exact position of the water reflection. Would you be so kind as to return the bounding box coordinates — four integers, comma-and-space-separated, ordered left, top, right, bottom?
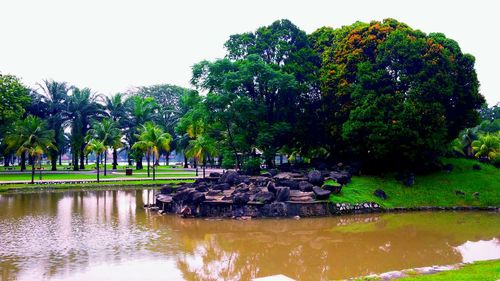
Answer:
0, 190, 499, 281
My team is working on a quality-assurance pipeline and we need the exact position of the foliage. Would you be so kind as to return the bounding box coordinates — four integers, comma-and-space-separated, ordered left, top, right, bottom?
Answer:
0, 74, 31, 140
242, 157, 262, 175
471, 133, 500, 160
10, 115, 55, 183
311, 19, 484, 171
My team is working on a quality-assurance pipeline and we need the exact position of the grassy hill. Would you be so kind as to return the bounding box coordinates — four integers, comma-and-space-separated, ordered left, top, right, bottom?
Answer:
330, 158, 500, 208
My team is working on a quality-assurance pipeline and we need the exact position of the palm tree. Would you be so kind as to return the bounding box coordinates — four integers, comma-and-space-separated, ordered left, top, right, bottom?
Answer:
105, 93, 127, 169
66, 87, 105, 170
86, 118, 122, 175
186, 135, 218, 178
124, 96, 157, 169
36, 80, 69, 171
472, 133, 500, 160
12, 116, 55, 184
132, 122, 171, 180
84, 139, 106, 182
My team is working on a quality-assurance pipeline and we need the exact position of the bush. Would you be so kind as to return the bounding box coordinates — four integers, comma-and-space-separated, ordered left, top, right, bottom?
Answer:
242, 157, 262, 175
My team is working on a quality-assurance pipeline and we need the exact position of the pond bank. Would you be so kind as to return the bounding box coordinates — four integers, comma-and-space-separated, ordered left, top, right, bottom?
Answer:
352, 259, 500, 280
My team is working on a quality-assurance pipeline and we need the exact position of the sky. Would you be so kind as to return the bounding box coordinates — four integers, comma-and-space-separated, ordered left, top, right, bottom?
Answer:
1, 0, 499, 105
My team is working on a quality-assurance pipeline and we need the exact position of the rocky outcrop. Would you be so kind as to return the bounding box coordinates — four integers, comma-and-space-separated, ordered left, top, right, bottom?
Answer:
155, 169, 362, 218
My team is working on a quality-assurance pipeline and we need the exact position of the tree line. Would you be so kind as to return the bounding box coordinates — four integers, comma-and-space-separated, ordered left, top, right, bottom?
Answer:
1, 18, 496, 176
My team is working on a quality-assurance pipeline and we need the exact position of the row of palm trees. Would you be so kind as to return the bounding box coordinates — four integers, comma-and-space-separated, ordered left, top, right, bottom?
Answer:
7, 113, 173, 183
452, 129, 500, 162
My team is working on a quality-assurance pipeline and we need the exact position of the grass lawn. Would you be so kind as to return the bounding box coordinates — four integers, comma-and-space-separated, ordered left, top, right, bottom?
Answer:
0, 179, 194, 192
396, 259, 500, 280
0, 172, 196, 181
330, 158, 500, 208
1, 163, 187, 172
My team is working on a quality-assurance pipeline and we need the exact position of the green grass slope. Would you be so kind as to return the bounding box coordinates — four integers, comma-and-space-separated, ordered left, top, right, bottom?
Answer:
330, 158, 500, 208
397, 259, 500, 281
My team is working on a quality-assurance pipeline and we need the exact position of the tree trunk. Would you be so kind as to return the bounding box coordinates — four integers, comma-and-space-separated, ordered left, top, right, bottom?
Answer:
203, 158, 206, 178
113, 148, 118, 170
153, 153, 156, 181
39, 155, 43, 180
184, 154, 188, 168
166, 151, 170, 166
127, 148, 132, 166
20, 152, 26, 171
73, 150, 79, 171
193, 158, 197, 168
50, 149, 57, 171
147, 151, 150, 177
80, 144, 85, 169
59, 153, 62, 166
4, 154, 10, 167
104, 151, 107, 176
96, 154, 100, 183
31, 160, 35, 184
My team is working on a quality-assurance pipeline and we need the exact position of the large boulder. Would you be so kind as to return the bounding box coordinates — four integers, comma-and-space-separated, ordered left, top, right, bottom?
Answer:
278, 179, 300, 190
234, 193, 251, 205
275, 187, 290, 202
266, 181, 277, 194
172, 188, 194, 202
308, 170, 324, 185
160, 186, 175, 194
312, 186, 331, 200
298, 181, 314, 192
268, 168, 279, 176
329, 171, 351, 185
323, 184, 342, 194
209, 172, 222, 178
289, 190, 314, 202
219, 171, 241, 185
373, 189, 387, 200
212, 183, 231, 191
253, 191, 275, 204
191, 192, 206, 205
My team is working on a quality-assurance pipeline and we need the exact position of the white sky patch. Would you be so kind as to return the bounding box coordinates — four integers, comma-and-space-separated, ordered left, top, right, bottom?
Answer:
0, 0, 499, 105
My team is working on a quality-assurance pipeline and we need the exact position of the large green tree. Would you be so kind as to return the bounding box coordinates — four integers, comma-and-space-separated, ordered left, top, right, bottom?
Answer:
0, 74, 31, 166
13, 116, 55, 183
311, 19, 485, 170
66, 87, 105, 170
191, 19, 319, 167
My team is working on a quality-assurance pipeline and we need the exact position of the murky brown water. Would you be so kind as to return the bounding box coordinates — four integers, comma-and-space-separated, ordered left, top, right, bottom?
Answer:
0, 190, 499, 281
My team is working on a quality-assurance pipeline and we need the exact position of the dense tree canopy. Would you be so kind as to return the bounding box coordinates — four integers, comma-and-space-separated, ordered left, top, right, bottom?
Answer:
310, 19, 484, 170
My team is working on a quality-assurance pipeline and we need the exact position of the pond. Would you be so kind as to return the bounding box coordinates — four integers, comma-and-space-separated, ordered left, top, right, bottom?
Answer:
0, 189, 499, 281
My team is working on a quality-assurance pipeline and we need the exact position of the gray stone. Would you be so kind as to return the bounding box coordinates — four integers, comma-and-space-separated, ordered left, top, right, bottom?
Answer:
312, 186, 331, 200
308, 170, 324, 185
374, 189, 387, 200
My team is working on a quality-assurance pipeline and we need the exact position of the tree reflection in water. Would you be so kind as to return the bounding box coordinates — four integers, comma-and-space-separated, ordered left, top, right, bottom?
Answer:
0, 190, 499, 281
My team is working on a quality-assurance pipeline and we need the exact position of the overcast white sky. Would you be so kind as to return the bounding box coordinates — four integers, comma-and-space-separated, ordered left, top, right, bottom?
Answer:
1, 0, 499, 105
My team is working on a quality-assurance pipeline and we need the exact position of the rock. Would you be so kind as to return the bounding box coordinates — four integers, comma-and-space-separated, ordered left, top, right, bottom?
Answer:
404, 173, 415, 187
312, 186, 331, 200
172, 188, 194, 202
472, 192, 480, 198
212, 183, 231, 190
268, 169, 278, 176
275, 187, 290, 202
157, 194, 173, 203
207, 190, 222, 196
234, 193, 251, 205
160, 186, 175, 194
443, 164, 453, 172
298, 181, 314, 192
323, 184, 342, 194
219, 171, 241, 185
180, 206, 191, 216
373, 189, 387, 200
195, 185, 208, 192
307, 170, 324, 185
253, 191, 275, 204
329, 171, 351, 185
209, 172, 221, 178
455, 190, 465, 196
192, 192, 206, 205
293, 215, 301, 220
266, 181, 277, 194
279, 179, 300, 190
268, 202, 287, 217
472, 164, 481, 170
